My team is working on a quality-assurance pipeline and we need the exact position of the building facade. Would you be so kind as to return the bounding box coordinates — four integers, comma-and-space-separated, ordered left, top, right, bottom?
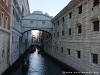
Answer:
10, 0, 30, 65
0, 0, 11, 74
51, 0, 100, 75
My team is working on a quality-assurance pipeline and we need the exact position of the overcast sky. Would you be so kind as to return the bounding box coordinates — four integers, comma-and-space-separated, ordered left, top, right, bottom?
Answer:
28, 0, 71, 17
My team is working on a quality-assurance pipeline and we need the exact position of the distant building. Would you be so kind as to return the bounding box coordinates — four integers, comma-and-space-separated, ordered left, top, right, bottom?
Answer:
51, 0, 100, 75
0, 0, 11, 74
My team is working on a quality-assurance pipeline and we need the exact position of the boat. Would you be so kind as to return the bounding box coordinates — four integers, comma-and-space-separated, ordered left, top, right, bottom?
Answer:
22, 57, 29, 70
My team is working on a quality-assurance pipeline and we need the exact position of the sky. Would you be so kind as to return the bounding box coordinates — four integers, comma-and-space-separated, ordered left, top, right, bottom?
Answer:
28, 0, 71, 17
32, 30, 39, 38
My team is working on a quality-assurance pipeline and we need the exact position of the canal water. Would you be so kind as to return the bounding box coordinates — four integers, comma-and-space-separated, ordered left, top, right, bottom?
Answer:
10, 48, 79, 75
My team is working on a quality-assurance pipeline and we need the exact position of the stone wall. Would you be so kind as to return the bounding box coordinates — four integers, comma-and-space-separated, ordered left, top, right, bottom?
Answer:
0, 30, 10, 74
51, 0, 100, 75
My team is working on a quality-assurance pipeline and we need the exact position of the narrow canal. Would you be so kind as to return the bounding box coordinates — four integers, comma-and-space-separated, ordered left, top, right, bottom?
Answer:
10, 48, 80, 75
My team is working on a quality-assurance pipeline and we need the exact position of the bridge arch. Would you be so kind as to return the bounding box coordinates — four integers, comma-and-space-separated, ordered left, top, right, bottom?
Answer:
22, 11, 53, 34
22, 29, 52, 36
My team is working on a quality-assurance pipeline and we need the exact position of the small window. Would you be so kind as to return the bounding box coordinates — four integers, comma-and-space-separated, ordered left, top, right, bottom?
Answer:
57, 47, 58, 51
62, 17, 65, 22
92, 54, 98, 64
61, 47, 63, 53
93, 20, 99, 31
69, 28, 71, 35
57, 32, 59, 37
54, 33, 55, 37
58, 20, 59, 25
69, 12, 72, 19
93, 0, 99, 6
78, 5, 82, 14
30, 21, 33, 24
62, 30, 64, 36
78, 25, 82, 34
67, 49, 70, 55
42, 21, 45, 24
77, 51, 81, 59
54, 23, 55, 26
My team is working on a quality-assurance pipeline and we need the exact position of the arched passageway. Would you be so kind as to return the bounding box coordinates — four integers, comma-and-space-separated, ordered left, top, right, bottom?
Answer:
19, 29, 52, 55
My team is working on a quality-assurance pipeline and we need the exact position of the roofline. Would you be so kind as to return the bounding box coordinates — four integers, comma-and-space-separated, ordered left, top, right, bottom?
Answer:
23, 13, 53, 19
52, 0, 83, 22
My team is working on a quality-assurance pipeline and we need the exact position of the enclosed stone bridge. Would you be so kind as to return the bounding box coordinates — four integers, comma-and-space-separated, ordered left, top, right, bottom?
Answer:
22, 11, 53, 34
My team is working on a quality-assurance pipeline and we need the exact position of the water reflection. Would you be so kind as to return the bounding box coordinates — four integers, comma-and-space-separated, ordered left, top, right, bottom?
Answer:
28, 49, 46, 75
10, 48, 75, 75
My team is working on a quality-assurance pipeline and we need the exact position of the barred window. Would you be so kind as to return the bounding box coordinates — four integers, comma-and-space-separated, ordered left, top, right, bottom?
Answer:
62, 17, 65, 22
78, 25, 82, 33
58, 20, 59, 25
78, 5, 82, 14
92, 54, 98, 64
69, 28, 71, 35
69, 12, 72, 19
93, 20, 99, 31
67, 49, 70, 55
62, 30, 64, 36
77, 51, 81, 59
61, 47, 63, 53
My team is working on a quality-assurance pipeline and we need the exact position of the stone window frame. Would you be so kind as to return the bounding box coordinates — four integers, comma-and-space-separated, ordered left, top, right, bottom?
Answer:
91, 53, 98, 64
68, 28, 71, 35
62, 17, 65, 22
58, 20, 59, 25
62, 30, 64, 36
93, 20, 99, 31
76, 23, 82, 35
61, 47, 63, 53
77, 24, 82, 34
76, 50, 81, 59
91, 18, 99, 31
78, 5, 82, 14
67, 48, 70, 55
69, 12, 72, 19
